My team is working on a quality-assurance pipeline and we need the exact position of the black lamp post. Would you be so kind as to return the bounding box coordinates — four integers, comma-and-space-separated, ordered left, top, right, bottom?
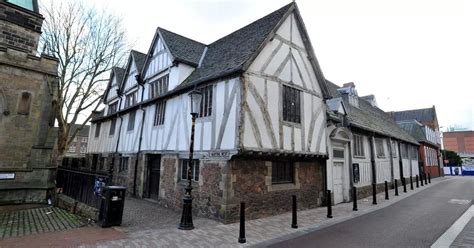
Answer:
178, 89, 202, 230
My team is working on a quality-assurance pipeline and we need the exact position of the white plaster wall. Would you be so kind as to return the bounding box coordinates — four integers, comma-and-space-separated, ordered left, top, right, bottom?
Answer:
140, 77, 240, 153
242, 12, 326, 154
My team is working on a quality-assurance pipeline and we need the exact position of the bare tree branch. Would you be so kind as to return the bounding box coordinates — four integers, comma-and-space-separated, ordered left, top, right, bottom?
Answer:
40, 0, 128, 161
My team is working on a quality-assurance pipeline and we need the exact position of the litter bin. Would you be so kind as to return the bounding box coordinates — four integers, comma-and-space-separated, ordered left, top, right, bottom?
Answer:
99, 186, 127, 227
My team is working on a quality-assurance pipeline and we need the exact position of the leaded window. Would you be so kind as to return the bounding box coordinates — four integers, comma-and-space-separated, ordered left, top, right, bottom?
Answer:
154, 101, 166, 126
127, 111, 136, 131
353, 134, 365, 157
375, 138, 385, 158
180, 159, 200, 182
125, 91, 137, 108
199, 85, 213, 118
94, 123, 101, 137
109, 118, 117, 135
108, 102, 118, 115
282, 85, 301, 123
272, 161, 294, 184
149, 75, 169, 99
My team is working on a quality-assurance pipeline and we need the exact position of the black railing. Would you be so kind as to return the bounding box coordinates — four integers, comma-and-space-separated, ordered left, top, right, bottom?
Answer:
57, 167, 110, 209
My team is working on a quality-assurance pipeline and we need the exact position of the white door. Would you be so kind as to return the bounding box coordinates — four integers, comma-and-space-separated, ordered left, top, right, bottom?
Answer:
333, 162, 344, 204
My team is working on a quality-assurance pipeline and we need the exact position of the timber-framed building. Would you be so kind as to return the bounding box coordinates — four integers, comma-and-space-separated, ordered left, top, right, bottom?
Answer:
88, 3, 330, 222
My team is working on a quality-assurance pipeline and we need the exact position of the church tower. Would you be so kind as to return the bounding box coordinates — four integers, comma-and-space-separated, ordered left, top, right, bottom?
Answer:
0, 0, 59, 204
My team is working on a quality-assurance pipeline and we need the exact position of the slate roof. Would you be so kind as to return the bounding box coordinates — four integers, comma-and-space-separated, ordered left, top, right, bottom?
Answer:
397, 120, 437, 146
326, 80, 418, 145
158, 27, 207, 67
130, 50, 147, 74
177, 3, 294, 89
392, 107, 436, 123
103, 67, 125, 103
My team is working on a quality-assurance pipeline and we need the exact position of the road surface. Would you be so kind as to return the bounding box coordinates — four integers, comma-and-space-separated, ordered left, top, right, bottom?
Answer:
270, 177, 474, 248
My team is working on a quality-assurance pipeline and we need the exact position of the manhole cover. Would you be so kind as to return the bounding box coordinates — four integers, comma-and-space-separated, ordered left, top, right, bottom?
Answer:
448, 199, 471, 205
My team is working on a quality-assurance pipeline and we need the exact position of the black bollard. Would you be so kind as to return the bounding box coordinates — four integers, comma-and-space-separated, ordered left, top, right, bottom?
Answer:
291, 195, 298, 229
416, 175, 419, 188
385, 181, 389, 200
372, 183, 377, 205
238, 202, 246, 244
420, 174, 424, 186
428, 173, 431, 184
410, 176, 414, 190
424, 173, 428, 185
352, 186, 358, 211
403, 178, 407, 193
327, 190, 333, 218
394, 179, 399, 196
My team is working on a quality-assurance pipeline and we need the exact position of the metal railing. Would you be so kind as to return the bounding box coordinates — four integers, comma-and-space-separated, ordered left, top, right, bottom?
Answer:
57, 166, 110, 209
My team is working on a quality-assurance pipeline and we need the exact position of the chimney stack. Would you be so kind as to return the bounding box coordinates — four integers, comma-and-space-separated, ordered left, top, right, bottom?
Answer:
343, 82, 355, 88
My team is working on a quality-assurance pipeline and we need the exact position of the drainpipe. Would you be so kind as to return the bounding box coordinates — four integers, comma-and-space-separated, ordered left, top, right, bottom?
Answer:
368, 134, 377, 185
133, 74, 147, 196
397, 141, 404, 180
387, 138, 395, 184
110, 90, 124, 184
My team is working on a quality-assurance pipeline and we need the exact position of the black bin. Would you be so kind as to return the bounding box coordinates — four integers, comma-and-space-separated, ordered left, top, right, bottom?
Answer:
99, 186, 127, 227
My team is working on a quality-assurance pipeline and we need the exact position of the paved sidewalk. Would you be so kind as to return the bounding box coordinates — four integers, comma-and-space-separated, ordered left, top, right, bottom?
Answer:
0, 206, 88, 238
87, 177, 450, 248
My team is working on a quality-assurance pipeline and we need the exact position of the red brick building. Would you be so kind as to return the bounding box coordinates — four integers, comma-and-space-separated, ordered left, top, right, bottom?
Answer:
443, 131, 474, 154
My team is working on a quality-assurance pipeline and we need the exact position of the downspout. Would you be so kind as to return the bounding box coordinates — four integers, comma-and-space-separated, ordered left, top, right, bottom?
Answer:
344, 117, 354, 196
133, 74, 146, 196
388, 138, 395, 184
397, 141, 404, 180
111, 91, 124, 183
368, 134, 377, 185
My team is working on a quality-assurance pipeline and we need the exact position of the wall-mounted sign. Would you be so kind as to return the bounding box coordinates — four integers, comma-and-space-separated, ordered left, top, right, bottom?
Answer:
352, 163, 360, 183
0, 173, 15, 180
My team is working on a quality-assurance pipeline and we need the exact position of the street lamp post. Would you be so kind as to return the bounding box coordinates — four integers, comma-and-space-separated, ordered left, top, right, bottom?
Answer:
178, 89, 202, 230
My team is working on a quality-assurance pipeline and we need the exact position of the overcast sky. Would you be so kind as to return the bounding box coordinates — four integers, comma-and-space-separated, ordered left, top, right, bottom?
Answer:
65, 0, 474, 131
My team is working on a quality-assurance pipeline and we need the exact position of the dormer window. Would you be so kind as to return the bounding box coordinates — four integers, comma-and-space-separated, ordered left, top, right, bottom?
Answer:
125, 91, 137, 108
108, 102, 118, 115
149, 75, 169, 99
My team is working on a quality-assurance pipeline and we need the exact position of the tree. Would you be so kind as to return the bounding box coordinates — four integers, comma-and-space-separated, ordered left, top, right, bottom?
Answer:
442, 150, 463, 166
40, 1, 128, 165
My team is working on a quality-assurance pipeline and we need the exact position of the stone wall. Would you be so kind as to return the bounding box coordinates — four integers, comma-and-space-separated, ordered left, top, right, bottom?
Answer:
0, 48, 57, 204
0, 2, 43, 54
222, 158, 325, 223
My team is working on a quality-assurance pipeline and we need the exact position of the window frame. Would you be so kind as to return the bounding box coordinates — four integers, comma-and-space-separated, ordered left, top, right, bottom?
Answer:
109, 118, 117, 135
108, 102, 118, 115
149, 75, 169, 99
154, 101, 166, 126
282, 85, 301, 124
94, 123, 101, 138
125, 90, 137, 108
119, 157, 129, 172
198, 85, 213, 118
180, 159, 200, 182
353, 134, 365, 158
271, 161, 295, 184
375, 138, 386, 158
127, 111, 136, 131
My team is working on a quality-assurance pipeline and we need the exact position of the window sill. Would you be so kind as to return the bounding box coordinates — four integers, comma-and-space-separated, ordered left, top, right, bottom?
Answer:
178, 180, 199, 187
268, 182, 300, 192
353, 155, 366, 159
282, 121, 302, 128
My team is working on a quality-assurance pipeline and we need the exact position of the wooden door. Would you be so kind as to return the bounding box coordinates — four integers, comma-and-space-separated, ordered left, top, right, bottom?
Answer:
148, 155, 161, 200
333, 161, 344, 204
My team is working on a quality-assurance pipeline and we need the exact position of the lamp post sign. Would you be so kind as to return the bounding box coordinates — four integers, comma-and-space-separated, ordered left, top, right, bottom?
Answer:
178, 89, 202, 230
